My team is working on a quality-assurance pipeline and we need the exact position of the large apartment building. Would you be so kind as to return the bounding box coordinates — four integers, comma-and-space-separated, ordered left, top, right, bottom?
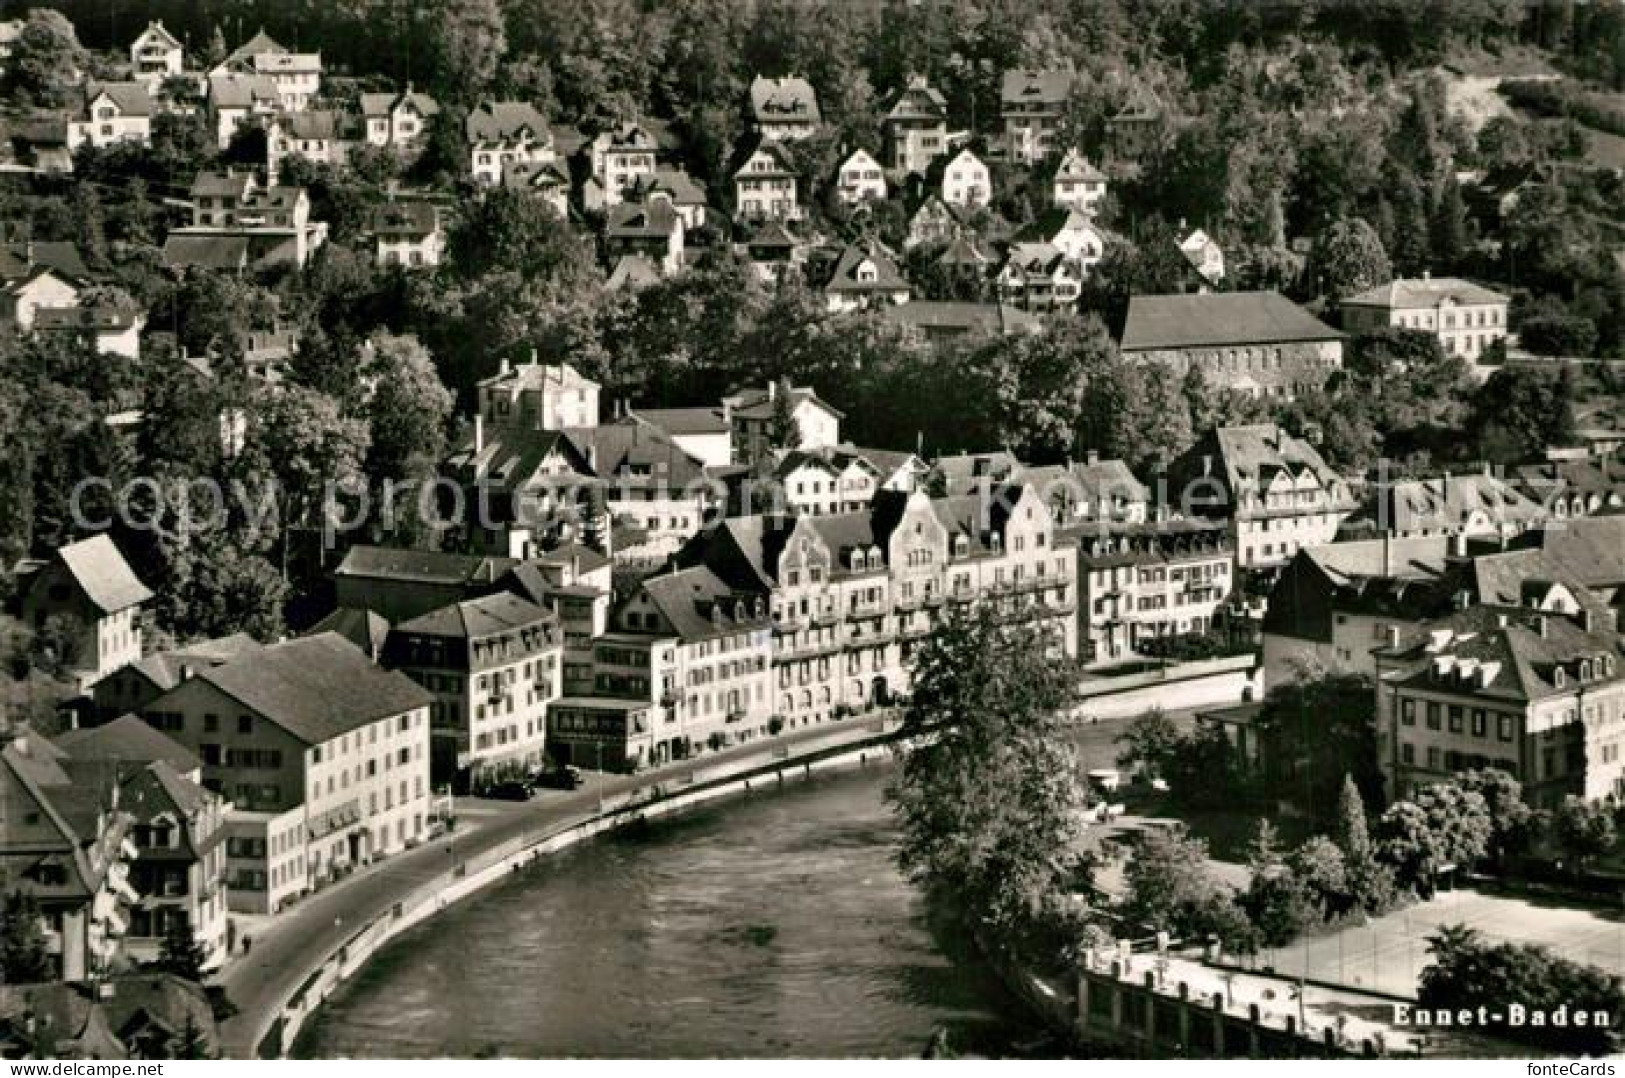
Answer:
1072, 521, 1234, 662
1374, 598, 1625, 809
1341, 275, 1510, 362
383, 592, 563, 790
137, 634, 431, 915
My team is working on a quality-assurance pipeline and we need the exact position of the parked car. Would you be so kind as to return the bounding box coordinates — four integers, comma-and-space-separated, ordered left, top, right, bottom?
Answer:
531, 765, 583, 790
482, 781, 533, 801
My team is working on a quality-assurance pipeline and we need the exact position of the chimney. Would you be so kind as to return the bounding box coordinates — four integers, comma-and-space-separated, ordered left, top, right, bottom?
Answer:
1086, 449, 1099, 466
474, 413, 484, 454
768, 381, 778, 401
178, 662, 194, 681
1422, 269, 1431, 282
1538, 614, 1549, 638
1386, 625, 1401, 649
1201, 454, 1212, 477
1451, 531, 1468, 558
528, 346, 539, 368
499, 357, 511, 377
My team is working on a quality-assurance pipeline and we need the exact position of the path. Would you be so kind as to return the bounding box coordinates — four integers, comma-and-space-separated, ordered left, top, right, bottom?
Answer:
213, 713, 894, 1058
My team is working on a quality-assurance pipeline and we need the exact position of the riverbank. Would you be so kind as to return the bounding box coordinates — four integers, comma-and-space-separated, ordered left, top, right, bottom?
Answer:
222, 715, 904, 1058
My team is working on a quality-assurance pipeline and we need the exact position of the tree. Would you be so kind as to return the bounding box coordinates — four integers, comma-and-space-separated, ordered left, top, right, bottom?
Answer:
1304, 217, 1392, 301
1520, 313, 1600, 358
446, 189, 601, 298
1121, 823, 1249, 948
1241, 820, 1315, 947
157, 915, 209, 982
1116, 707, 1182, 780
360, 333, 453, 492
1467, 366, 1578, 463
888, 604, 1094, 957
764, 378, 801, 456
1457, 768, 1532, 864
1377, 781, 1492, 894
426, 0, 508, 103
169, 1013, 213, 1060
1287, 835, 1350, 919
0, 9, 88, 108
1254, 670, 1382, 821
1552, 795, 1617, 871
1421, 925, 1625, 1055
0, 891, 53, 983
1431, 174, 1470, 273
163, 541, 290, 643
1333, 773, 1397, 913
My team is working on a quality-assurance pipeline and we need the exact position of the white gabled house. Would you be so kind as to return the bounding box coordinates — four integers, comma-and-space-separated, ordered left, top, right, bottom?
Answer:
835, 148, 887, 204
937, 147, 990, 209
68, 82, 154, 150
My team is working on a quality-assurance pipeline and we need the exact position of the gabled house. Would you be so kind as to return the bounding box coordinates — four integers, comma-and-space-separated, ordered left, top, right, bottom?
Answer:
0, 974, 221, 1059
1119, 291, 1344, 400
136, 634, 432, 915
465, 100, 552, 186
996, 242, 1082, 310
1108, 85, 1165, 159
904, 195, 966, 250
0, 730, 136, 981
266, 108, 349, 174
1001, 69, 1073, 164
835, 148, 887, 204
587, 121, 658, 206
165, 169, 328, 269
359, 85, 438, 153
878, 300, 1043, 344
1019, 208, 1106, 273
372, 200, 443, 268
625, 407, 732, 469
91, 634, 264, 723
129, 21, 183, 85
882, 76, 949, 175
1052, 147, 1106, 213
732, 136, 800, 221
1340, 275, 1510, 362
1, 262, 82, 332
1178, 227, 1225, 290
55, 717, 231, 969
205, 73, 280, 150
736, 219, 807, 286
67, 82, 153, 150
604, 192, 686, 275
209, 30, 320, 113
823, 240, 911, 314
935, 146, 990, 209
722, 383, 843, 462
20, 535, 152, 690
1341, 471, 1547, 542
748, 75, 821, 141
605, 254, 662, 292
503, 158, 571, 218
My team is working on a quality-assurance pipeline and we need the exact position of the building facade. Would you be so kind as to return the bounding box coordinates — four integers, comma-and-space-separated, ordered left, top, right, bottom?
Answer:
1072, 523, 1233, 662
1121, 292, 1345, 400
1341, 276, 1510, 362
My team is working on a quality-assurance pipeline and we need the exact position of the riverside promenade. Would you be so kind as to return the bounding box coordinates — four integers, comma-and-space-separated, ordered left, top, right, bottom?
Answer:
214, 714, 898, 1058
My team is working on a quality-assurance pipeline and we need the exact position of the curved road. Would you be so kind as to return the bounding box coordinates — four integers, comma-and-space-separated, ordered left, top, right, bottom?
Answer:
214, 717, 895, 1058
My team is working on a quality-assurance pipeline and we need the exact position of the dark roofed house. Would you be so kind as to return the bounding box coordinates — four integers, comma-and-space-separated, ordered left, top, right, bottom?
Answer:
877, 300, 1042, 343
21, 535, 152, 689
749, 75, 821, 141
1001, 68, 1074, 163
823, 240, 910, 314
372, 200, 444, 268
334, 545, 519, 623
1120, 291, 1345, 400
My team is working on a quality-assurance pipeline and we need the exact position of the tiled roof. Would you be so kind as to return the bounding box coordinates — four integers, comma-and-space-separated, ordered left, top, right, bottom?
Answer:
605, 198, 680, 239
1120, 291, 1343, 352
207, 73, 280, 108
189, 170, 254, 199
606, 254, 663, 290
884, 79, 948, 122
465, 101, 549, 143
638, 566, 770, 641
335, 545, 518, 586
33, 305, 143, 332
1343, 473, 1546, 537
631, 167, 708, 205
372, 200, 439, 237
52, 535, 152, 613
503, 158, 570, 191
55, 714, 202, 774
1001, 68, 1074, 107
190, 633, 431, 745
306, 606, 390, 658
825, 240, 909, 294
563, 420, 711, 490
1054, 147, 1105, 182
1385, 607, 1624, 703
133, 20, 182, 49
278, 108, 343, 140
877, 301, 1040, 337
360, 88, 439, 119
393, 591, 555, 641
749, 75, 821, 123
724, 384, 844, 421
225, 28, 286, 64
631, 406, 729, 436
1342, 276, 1511, 309
85, 81, 153, 118
0, 240, 89, 282
731, 135, 797, 178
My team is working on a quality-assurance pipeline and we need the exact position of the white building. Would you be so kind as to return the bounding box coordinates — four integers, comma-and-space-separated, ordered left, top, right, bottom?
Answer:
360, 86, 439, 152
835, 148, 887, 204
939, 147, 990, 209
465, 101, 553, 186
1052, 148, 1106, 213
1341, 275, 1511, 362
68, 82, 153, 150
129, 21, 183, 85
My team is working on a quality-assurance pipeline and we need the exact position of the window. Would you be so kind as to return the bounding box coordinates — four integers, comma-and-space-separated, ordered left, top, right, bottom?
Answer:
238, 715, 253, 734
1401, 699, 1416, 726
1498, 714, 1514, 742
1471, 709, 1487, 737
1401, 742, 1415, 765
1448, 706, 1464, 733
1425, 702, 1441, 731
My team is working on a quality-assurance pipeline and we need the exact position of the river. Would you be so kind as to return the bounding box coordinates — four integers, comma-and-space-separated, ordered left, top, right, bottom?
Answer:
294, 763, 1056, 1058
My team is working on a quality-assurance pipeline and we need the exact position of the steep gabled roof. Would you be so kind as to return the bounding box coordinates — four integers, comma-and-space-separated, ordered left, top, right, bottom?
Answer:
185, 633, 431, 745
393, 591, 555, 641
85, 81, 154, 119
50, 535, 153, 614
1054, 147, 1105, 182
731, 135, 798, 178
637, 565, 769, 641
133, 20, 182, 50
372, 200, 439, 238
55, 715, 202, 774
824, 240, 910, 294
306, 606, 390, 658
464, 100, 549, 144
360, 87, 440, 119
749, 75, 821, 124
1001, 68, 1073, 107
883, 78, 948, 123
605, 197, 681, 239
226, 28, 287, 64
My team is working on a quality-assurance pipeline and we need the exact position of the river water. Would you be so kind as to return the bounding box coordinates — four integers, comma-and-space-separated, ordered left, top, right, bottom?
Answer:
295, 764, 1053, 1058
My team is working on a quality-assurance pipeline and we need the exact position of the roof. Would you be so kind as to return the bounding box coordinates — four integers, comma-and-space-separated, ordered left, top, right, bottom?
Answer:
1002, 241, 1073, 276
207, 72, 280, 109
825, 241, 909, 294
278, 108, 342, 140
731, 136, 798, 178
1120, 291, 1344, 352
606, 198, 681, 239
477, 358, 599, 392
606, 254, 663, 290
189, 170, 254, 199
1384, 607, 1624, 703
84, 81, 153, 119
335, 545, 518, 587
1169, 423, 1346, 512
877, 300, 1042, 337
1054, 147, 1106, 182
393, 590, 555, 640
33, 305, 143, 333
742, 219, 801, 250
186, 633, 431, 745
504, 158, 570, 192
49, 535, 152, 614
252, 50, 321, 75
56, 714, 202, 774
1342, 276, 1511, 310
1344, 473, 1547, 537
372, 200, 439, 238
631, 167, 708, 206
1001, 69, 1074, 107
226, 28, 287, 64
306, 606, 390, 657
465, 100, 549, 144
161, 233, 249, 271
113, 633, 264, 694
562, 420, 711, 490
631, 406, 729, 436
749, 75, 821, 124
0, 240, 88, 282
724, 384, 844, 421
360, 87, 439, 118
133, 20, 182, 49
1112, 85, 1163, 123
884, 78, 948, 123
